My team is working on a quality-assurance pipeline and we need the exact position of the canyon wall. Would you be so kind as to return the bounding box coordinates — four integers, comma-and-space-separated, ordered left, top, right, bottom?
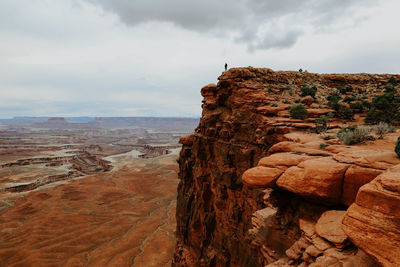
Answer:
173, 67, 400, 266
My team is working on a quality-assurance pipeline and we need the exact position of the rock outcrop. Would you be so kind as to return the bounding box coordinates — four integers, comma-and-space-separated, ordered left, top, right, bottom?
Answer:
342, 165, 400, 266
173, 67, 400, 266
242, 134, 399, 266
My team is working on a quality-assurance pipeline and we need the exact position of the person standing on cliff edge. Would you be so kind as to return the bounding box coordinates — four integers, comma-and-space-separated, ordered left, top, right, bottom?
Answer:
225, 63, 228, 71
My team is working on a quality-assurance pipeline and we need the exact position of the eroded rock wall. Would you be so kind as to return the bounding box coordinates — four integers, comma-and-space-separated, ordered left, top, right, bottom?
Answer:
173, 68, 400, 266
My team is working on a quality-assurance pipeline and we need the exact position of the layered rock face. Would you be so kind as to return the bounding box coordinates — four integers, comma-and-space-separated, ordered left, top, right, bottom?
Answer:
173, 67, 400, 266
243, 135, 400, 266
342, 165, 400, 266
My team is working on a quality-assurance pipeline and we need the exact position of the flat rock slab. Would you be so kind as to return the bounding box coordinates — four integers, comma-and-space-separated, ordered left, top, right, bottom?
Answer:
315, 210, 348, 245
242, 166, 283, 188
332, 149, 400, 170
269, 141, 332, 156
258, 152, 314, 168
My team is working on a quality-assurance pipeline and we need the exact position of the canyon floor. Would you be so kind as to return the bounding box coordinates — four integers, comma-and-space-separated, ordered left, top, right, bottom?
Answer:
0, 149, 179, 266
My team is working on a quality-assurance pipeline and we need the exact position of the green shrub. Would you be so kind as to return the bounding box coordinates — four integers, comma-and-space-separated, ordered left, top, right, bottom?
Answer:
384, 83, 396, 93
389, 76, 398, 86
337, 86, 353, 94
290, 104, 308, 119
301, 86, 317, 98
349, 101, 363, 112
323, 135, 335, 140
350, 100, 370, 113
345, 86, 353, 93
315, 113, 333, 134
327, 94, 342, 102
327, 94, 342, 110
337, 86, 347, 94
362, 100, 371, 111
271, 102, 278, 107
337, 125, 373, 145
372, 122, 395, 138
383, 77, 398, 93
343, 96, 356, 103
395, 137, 400, 158
326, 93, 354, 119
338, 106, 354, 120
365, 93, 400, 124
320, 143, 329, 150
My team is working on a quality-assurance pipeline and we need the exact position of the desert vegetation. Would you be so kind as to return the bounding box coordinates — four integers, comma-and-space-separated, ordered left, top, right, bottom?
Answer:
337, 125, 373, 145
365, 92, 400, 124
372, 122, 395, 138
314, 113, 333, 134
300, 86, 317, 98
396, 137, 400, 158
289, 104, 308, 119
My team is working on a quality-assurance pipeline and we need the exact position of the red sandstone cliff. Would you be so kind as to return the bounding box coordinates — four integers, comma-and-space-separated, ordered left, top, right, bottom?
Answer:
173, 67, 400, 266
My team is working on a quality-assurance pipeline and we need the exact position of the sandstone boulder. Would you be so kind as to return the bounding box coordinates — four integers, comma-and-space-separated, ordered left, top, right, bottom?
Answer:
276, 157, 349, 203
315, 210, 348, 245
242, 166, 283, 188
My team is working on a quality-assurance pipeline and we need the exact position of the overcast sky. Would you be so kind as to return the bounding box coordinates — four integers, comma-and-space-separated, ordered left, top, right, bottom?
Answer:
0, 0, 399, 118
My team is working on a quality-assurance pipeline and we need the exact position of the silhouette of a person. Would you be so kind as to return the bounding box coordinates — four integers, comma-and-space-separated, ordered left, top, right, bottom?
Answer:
225, 63, 228, 71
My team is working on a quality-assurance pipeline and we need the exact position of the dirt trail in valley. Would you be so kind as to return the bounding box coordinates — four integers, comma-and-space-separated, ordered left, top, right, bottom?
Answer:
0, 151, 179, 266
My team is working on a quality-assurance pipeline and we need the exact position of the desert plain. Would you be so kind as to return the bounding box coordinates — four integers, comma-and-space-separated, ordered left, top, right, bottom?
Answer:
0, 117, 197, 266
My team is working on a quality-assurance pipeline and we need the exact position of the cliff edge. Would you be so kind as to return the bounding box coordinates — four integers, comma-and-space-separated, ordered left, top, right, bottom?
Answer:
173, 67, 400, 266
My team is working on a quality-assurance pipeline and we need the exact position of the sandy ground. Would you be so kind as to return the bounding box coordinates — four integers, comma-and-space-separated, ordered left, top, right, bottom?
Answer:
0, 150, 180, 266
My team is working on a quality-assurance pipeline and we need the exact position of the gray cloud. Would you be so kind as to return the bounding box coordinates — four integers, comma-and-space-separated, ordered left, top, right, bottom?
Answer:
89, 0, 378, 50
249, 29, 303, 51
89, 0, 245, 31
0, 0, 397, 119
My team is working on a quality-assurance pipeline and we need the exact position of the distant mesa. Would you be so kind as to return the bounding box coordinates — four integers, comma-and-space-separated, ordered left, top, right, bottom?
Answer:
47, 117, 68, 123
31, 117, 76, 129
0, 116, 199, 131
136, 137, 147, 145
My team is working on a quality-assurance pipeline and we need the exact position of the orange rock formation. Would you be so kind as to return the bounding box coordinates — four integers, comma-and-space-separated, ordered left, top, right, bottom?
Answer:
174, 67, 400, 266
